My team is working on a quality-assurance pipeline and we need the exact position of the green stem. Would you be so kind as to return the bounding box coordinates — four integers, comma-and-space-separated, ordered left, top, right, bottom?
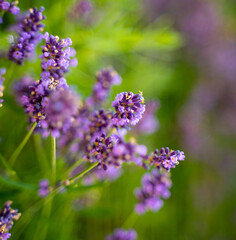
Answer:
122, 211, 137, 228
9, 122, 37, 166
69, 162, 99, 184
51, 136, 56, 184
0, 153, 16, 176
63, 158, 84, 178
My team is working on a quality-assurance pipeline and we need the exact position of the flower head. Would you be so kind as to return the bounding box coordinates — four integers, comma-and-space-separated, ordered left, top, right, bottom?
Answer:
40, 89, 79, 138
86, 67, 121, 107
0, 68, 5, 107
8, 7, 46, 65
150, 147, 185, 171
105, 228, 137, 240
0, 201, 21, 240
112, 92, 145, 127
38, 179, 50, 197
41, 32, 77, 89
135, 169, 171, 214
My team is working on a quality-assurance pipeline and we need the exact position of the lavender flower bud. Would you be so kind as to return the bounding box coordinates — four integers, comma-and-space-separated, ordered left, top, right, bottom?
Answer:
0, 201, 21, 240
150, 147, 185, 171
0, 68, 5, 107
0, 0, 20, 23
8, 7, 46, 65
40, 33, 77, 89
38, 179, 50, 197
112, 91, 145, 127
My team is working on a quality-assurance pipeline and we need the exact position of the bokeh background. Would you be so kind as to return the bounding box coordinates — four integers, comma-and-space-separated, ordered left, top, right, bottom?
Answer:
0, 0, 236, 239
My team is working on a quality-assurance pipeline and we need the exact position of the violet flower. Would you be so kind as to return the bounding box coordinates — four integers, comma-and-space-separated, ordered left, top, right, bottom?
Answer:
86, 67, 121, 107
38, 179, 50, 197
40, 32, 77, 89
40, 89, 79, 138
150, 147, 185, 171
8, 7, 46, 65
135, 169, 171, 214
112, 92, 145, 127
105, 228, 137, 240
0, 201, 21, 240
0, 68, 5, 107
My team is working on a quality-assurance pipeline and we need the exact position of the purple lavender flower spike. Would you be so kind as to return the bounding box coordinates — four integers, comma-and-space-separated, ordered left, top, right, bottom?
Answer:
8, 7, 45, 65
85, 67, 122, 107
40, 33, 77, 89
112, 91, 145, 127
40, 89, 79, 138
0, 68, 6, 107
0, 201, 21, 240
135, 169, 171, 214
70, 0, 92, 21
38, 179, 50, 197
105, 228, 137, 240
0, 1, 20, 23
150, 147, 185, 171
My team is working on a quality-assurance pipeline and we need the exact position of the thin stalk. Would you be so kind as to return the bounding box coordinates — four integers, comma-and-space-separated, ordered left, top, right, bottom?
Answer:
51, 136, 56, 184
9, 122, 37, 166
0, 153, 16, 176
63, 158, 84, 178
69, 162, 99, 184
122, 211, 137, 228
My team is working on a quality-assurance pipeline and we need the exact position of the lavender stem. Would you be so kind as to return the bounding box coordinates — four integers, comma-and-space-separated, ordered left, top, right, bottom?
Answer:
51, 136, 56, 184
9, 121, 37, 166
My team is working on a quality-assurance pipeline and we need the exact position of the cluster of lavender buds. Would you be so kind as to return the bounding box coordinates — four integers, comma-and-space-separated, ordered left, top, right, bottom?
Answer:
135, 169, 171, 214
41, 32, 77, 89
0, 68, 5, 107
105, 228, 137, 240
112, 92, 145, 127
0, 201, 21, 240
8, 7, 45, 65
86, 67, 121, 107
150, 147, 185, 171
38, 179, 50, 198
0, 0, 19, 23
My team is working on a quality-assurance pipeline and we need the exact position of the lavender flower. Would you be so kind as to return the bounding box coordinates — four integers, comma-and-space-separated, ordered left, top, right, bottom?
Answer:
0, 0, 20, 23
0, 201, 21, 240
19, 79, 50, 123
112, 92, 145, 127
105, 228, 137, 240
135, 169, 171, 214
0, 68, 5, 107
8, 7, 46, 65
38, 179, 50, 197
86, 67, 121, 107
70, 0, 92, 21
150, 147, 185, 171
40, 89, 79, 138
41, 32, 77, 89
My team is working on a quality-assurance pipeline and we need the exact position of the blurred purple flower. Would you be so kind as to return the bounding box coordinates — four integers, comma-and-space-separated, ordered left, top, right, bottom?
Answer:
105, 228, 137, 240
69, 0, 92, 21
8, 7, 45, 65
135, 169, 171, 214
38, 179, 50, 197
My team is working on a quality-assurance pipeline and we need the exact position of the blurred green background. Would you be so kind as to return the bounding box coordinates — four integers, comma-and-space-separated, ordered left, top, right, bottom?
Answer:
0, 0, 236, 239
